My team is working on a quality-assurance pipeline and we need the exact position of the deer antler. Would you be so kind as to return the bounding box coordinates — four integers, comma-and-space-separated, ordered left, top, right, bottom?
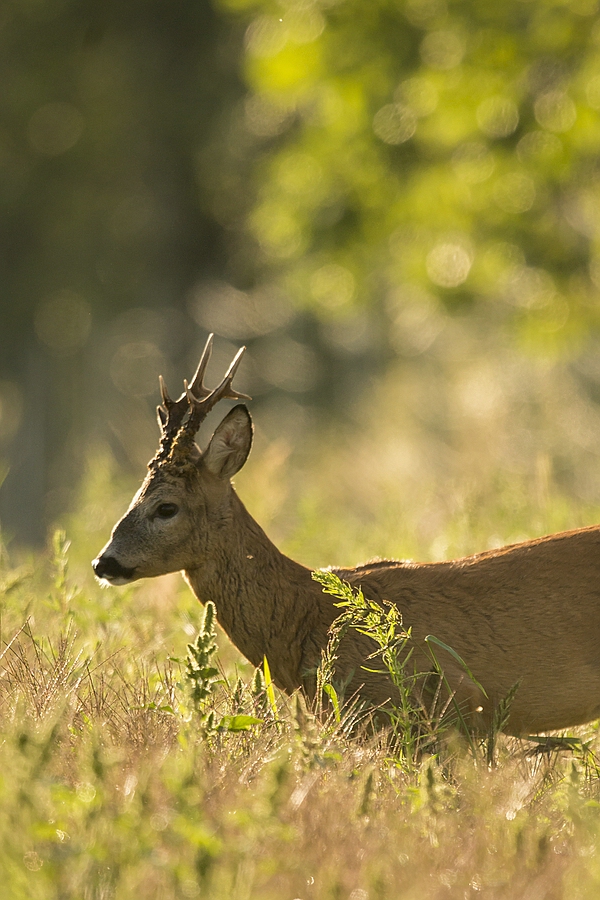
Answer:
181, 344, 251, 437
156, 333, 214, 440
150, 334, 250, 469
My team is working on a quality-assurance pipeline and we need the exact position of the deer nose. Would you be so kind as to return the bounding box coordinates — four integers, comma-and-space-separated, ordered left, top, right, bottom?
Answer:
92, 555, 135, 582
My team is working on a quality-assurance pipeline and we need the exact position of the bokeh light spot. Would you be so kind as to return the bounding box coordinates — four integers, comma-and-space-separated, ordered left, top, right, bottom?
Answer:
258, 338, 318, 392
23, 851, 43, 872
420, 30, 466, 70
457, 367, 502, 420
534, 91, 577, 133
310, 264, 356, 309
285, 8, 325, 44
27, 102, 83, 156
493, 172, 536, 214
476, 96, 519, 138
586, 74, 600, 109
387, 285, 445, 355
320, 309, 375, 356
76, 782, 97, 803
250, 202, 305, 258
404, 0, 447, 27
373, 104, 416, 145
276, 152, 324, 199
452, 142, 495, 184
110, 342, 166, 397
426, 243, 473, 288
245, 95, 292, 137
34, 291, 91, 354
245, 16, 287, 57
395, 77, 439, 117
502, 265, 556, 308
189, 281, 294, 339
517, 130, 562, 162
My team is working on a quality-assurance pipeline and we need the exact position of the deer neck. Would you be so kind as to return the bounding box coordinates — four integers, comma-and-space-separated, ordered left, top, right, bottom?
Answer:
183, 489, 330, 693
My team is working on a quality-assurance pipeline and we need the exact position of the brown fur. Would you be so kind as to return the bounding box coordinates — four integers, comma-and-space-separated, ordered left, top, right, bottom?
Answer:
94, 401, 600, 736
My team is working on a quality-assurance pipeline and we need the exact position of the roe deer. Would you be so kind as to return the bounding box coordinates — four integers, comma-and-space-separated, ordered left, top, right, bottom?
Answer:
93, 335, 600, 735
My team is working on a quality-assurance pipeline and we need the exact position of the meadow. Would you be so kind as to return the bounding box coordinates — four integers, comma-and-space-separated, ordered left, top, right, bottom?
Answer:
2, 388, 600, 900
5, 0, 600, 894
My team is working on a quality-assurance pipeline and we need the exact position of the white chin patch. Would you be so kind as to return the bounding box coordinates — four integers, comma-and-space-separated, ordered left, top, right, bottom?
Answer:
97, 575, 134, 587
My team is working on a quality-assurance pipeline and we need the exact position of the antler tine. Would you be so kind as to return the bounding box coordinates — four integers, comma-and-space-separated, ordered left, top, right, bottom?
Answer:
187, 333, 214, 400
151, 340, 251, 467
183, 345, 251, 436
156, 375, 189, 438
156, 334, 217, 442
159, 375, 172, 408
217, 345, 252, 401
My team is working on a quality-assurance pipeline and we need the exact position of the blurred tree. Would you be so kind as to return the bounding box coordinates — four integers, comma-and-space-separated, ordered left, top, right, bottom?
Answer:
0, 0, 245, 542
195, 0, 600, 530
216, 0, 600, 356
4, 0, 600, 546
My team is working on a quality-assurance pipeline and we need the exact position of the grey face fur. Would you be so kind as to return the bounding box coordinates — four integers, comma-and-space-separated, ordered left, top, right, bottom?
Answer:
93, 404, 253, 585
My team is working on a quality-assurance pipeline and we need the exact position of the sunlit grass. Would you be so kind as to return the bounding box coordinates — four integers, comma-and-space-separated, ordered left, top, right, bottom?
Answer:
3, 405, 600, 897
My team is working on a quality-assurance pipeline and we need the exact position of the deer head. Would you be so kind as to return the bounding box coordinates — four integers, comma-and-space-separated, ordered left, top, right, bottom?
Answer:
92, 335, 253, 585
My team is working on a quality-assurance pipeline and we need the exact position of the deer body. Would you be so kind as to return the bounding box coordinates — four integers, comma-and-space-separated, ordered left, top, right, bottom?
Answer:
93, 337, 600, 735
185, 495, 600, 734
338, 528, 600, 734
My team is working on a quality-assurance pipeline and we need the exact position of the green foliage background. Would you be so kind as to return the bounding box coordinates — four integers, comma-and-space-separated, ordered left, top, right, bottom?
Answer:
3, 0, 600, 545
3, 4, 600, 894
220, 0, 600, 348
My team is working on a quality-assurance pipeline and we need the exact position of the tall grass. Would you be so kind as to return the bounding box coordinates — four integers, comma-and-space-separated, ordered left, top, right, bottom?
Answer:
4, 366, 600, 900
0, 525, 600, 899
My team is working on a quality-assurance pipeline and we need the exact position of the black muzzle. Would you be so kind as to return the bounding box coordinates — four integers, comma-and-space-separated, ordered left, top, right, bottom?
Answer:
92, 555, 135, 582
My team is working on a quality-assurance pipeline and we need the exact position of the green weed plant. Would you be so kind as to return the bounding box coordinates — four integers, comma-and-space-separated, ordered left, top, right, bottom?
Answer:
0, 529, 599, 898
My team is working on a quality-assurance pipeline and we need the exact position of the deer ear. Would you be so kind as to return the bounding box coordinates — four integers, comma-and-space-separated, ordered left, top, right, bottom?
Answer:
202, 404, 253, 478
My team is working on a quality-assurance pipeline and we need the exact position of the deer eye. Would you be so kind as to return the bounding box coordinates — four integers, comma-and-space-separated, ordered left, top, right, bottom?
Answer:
155, 503, 179, 519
